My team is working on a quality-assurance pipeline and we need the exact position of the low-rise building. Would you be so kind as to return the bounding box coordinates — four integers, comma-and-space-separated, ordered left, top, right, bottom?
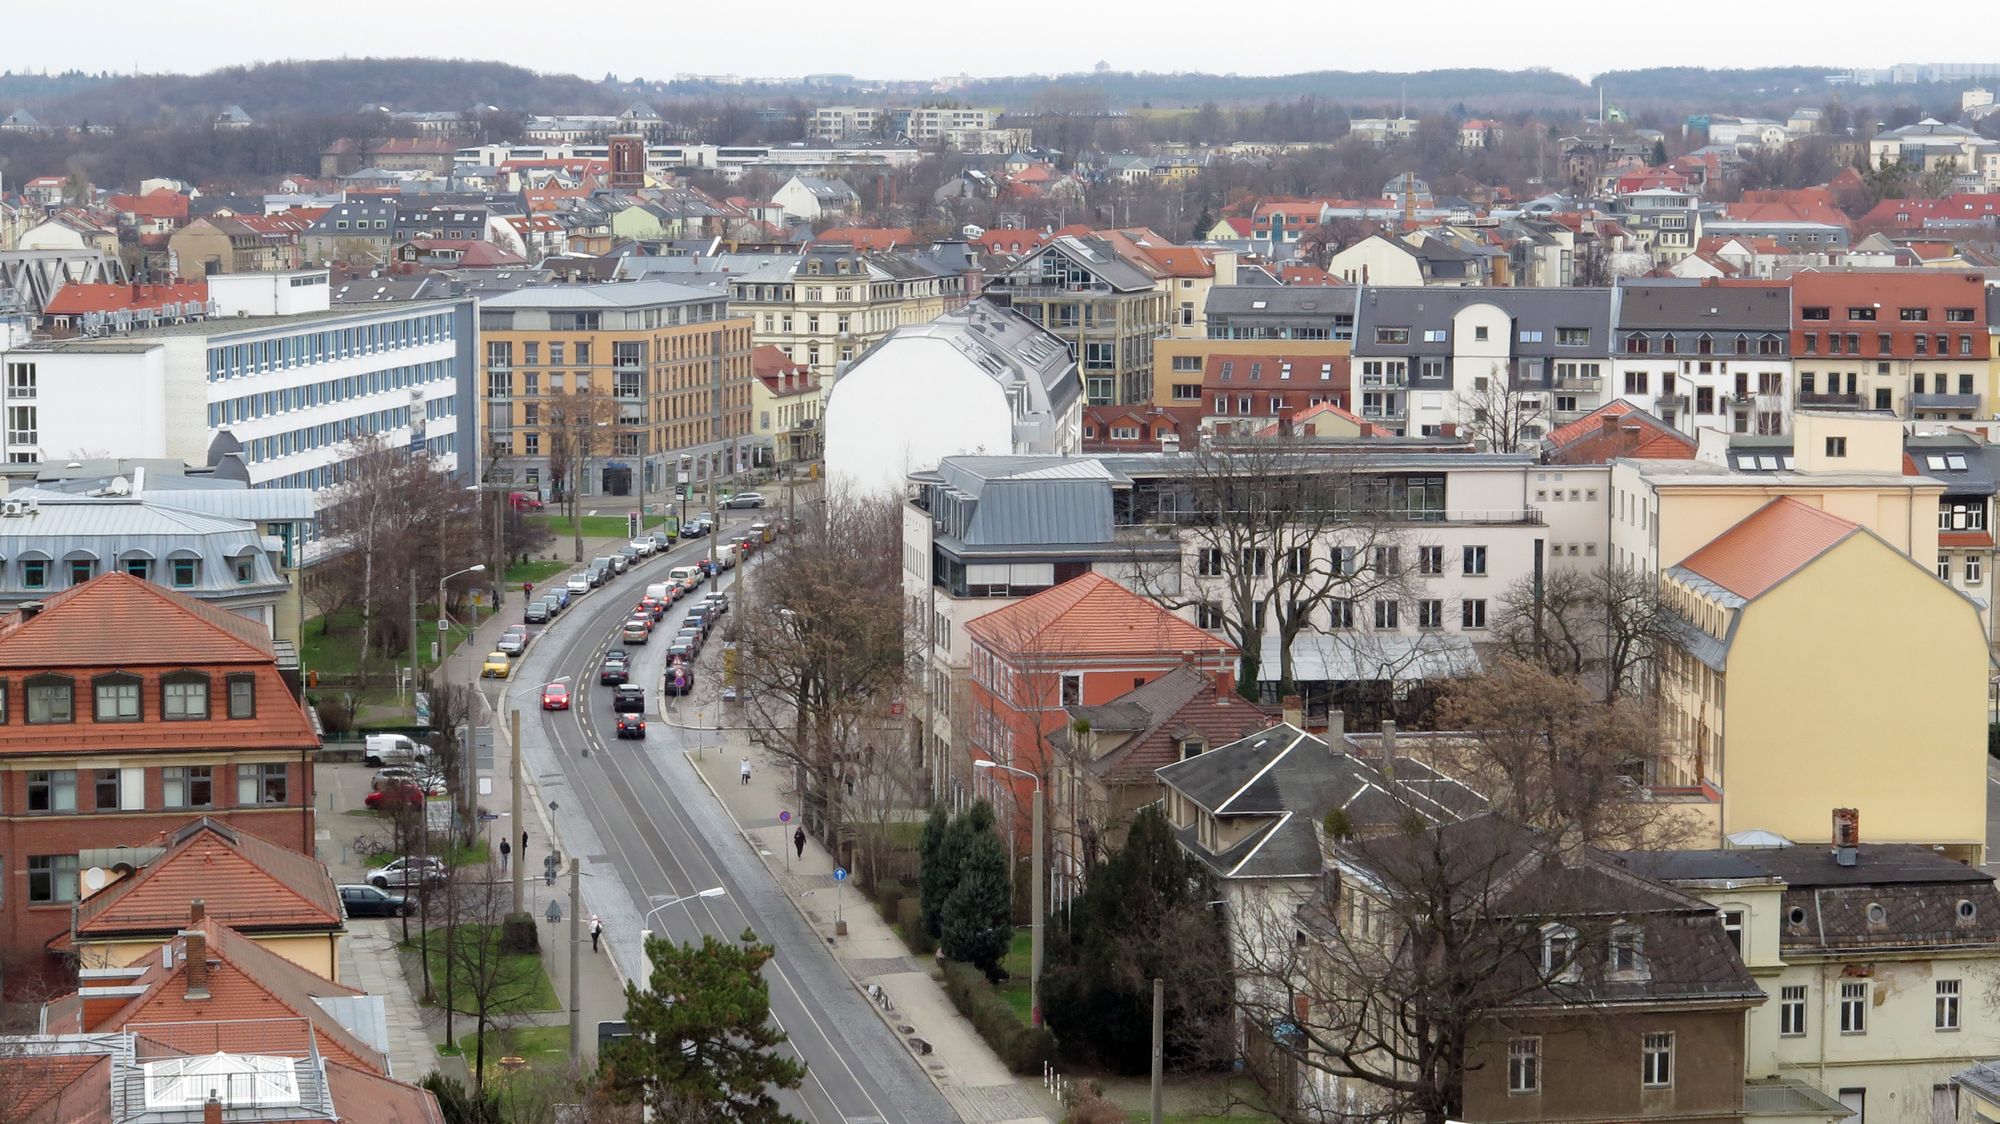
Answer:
750, 344, 822, 466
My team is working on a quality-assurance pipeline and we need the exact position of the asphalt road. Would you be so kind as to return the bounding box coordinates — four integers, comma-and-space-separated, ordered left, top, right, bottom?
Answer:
492, 526, 958, 1124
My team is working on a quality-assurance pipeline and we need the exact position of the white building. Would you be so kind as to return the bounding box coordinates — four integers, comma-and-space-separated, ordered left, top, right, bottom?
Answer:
823, 300, 1080, 496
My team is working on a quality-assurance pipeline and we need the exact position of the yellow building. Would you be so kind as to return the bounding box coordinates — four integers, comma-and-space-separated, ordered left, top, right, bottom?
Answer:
1151, 336, 1353, 409
750, 345, 822, 465
1655, 496, 1987, 859
478, 281, 755, 499
729, 244, 965, 388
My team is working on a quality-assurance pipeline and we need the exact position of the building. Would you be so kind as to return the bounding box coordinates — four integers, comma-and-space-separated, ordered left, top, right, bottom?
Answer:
299, 201, 401, 265
749, 345, 821, 466
981, 235, 1171, 404
1632, 841, 2000, 1124
1788, 270, 1991, 421
1868, 119, 2000, 187
1610, 279, 1793, 434
166, 214, 309, 276
1150, 346, 1352, 439
1203, 285, 1357, 342
772, 175, 860, 221
824, 299, 1079, 496
0, 573, 319, 991
477, 281, 754, 501
726, 243, 966, 385
1654, 496, 1986, 857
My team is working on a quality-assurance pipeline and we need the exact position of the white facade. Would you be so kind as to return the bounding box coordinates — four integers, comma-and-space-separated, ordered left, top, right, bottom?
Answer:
1, 345, 170, 463
1328, 237, 1425, 287
208, 270, 333, 318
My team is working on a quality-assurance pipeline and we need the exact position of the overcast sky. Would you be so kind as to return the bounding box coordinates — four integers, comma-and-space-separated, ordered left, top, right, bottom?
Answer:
0, 0, 1956, 83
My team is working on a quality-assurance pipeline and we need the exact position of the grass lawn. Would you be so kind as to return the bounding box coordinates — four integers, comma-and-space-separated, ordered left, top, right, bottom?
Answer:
302, 605, 477, 680
440, 1023, 567, 1067
1096, 1074, 1275, 1121
996, 929, 1033, 1025
503, 559, 569, 585
408, 925, 559, 1014
531, 513, 669, 539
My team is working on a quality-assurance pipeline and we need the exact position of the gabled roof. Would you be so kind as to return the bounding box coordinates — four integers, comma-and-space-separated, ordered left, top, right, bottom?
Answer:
1672, 496, 1859, 600
1067, 665, 1264, 783
0, 571, 274, 666
68, 819, 341, 942
1542, 400, 1697, 465
965, 572, 1231, 661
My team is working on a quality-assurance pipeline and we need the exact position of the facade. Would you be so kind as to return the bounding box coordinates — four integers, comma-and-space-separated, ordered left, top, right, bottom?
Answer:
726, 244, 966, 386
1203, 285, 1357, 342
1611, 279, 1794, 435
772, 175, 860, 221
1788, 270, 1991, 421
982, 235, 1171, 405
0, 574, 319, 991
824, 300, 1080, 496
478, 281, 754, 500
1654, 497, 1986, 858
166, 214, 308, 276
1152, 345, 1353, 438
750, 344, 822, 466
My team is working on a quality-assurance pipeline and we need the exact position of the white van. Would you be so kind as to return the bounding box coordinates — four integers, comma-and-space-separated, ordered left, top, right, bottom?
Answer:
645, 582, 671, 602
668, 566, 697, 585
364, 734, 431, 767
713, 542, 739, 569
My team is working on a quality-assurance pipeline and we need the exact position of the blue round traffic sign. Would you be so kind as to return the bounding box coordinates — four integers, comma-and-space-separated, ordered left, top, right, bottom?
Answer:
833, 867, 847, 882
779, 810, 791, 823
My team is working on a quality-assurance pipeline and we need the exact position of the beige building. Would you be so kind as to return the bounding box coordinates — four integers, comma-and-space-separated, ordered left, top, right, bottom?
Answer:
728, 244, 965, 388
750, 345, 822, 465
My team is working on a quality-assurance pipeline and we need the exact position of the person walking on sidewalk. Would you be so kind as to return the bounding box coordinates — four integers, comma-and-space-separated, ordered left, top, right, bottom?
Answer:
740, 757, 752, 785
499, 837, 511, 874
793, 825, 806, 859
590, 915, 603, 953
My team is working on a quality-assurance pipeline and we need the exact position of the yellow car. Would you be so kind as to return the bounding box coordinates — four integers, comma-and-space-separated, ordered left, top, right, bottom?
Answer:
480, 651, 512, 679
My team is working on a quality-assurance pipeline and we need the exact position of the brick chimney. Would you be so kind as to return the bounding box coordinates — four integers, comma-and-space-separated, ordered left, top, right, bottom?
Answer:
1281, 694, 1303, 728
203, 1093, 222, 1124
189, 898, 205, 924
182, 929, 210, 1000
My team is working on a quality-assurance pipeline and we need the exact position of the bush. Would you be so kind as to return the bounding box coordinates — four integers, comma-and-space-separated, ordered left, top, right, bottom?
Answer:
875, 879, 906, 925
897, 897, 934, 955
1067, 1091, 1132, 1124
315, 695, 354, 735
940, 959, 1055, 1075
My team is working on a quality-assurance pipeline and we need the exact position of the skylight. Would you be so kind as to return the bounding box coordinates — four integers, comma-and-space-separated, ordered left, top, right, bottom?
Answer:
143, 1054, 301, 1110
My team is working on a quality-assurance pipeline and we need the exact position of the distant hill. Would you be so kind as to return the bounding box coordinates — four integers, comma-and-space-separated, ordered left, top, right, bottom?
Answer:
947, 68, 1594, 109
5, 58, 617, 126
1590, 66, 1841, 103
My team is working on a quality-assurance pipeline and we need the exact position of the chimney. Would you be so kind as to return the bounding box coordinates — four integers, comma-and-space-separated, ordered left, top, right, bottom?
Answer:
1325, 709, 1345, 750
1281, 694, 1303, 729
17, 601, 43, 620
203, 1094, 222, 1124
1379, 720, 1398, 776
182, 929, 210, 1000
189, 898, 205, 924
1833, 807, 1860, 866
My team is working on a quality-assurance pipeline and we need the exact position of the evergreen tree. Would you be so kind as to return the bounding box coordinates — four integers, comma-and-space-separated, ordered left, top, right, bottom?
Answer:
1650, 138, 1668, 166
938, 810, 1013, 974
602, 930, 807, 1123
1193, 206, 1216, 238
917, 802, 953, 937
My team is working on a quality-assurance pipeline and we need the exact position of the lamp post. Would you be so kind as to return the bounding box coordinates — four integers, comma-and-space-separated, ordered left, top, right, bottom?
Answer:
975, 758, 1044, 1028
640, 885, 726, 935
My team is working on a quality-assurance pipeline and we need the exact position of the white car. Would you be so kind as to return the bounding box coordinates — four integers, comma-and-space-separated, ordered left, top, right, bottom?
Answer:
566, 573, 592, 596
629, 537, 657, 557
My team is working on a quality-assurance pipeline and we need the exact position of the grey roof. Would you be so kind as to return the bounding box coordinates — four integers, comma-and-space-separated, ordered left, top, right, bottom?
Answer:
1613, 279, 1793, 332
1909, 432, 1998, 495
1353, 285, 1614, 357
305, 201, 399, 235
1957, 1061, 2000, 1104
478, 280, 721, 309
0, 493, 292, 601
788, 175, 859, 201
989, 236, 1158, 294
853, 298, 1079, 451
1205, 284, 1357, 318
926, 454, 1116, 549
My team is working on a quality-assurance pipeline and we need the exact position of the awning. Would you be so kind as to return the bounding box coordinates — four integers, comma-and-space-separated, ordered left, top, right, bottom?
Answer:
1255, 632, 1481, 684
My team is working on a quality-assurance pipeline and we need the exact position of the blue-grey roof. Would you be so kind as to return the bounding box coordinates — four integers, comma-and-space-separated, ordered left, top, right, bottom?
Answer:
928, 457, 1117, 547
479, 280, 722, 309
1352, 285, 1614, 358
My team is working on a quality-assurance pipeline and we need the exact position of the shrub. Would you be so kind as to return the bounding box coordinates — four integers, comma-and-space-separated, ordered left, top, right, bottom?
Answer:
875, 879, 906, 925
939, 959, 1055, 1075
1067, 1093, 1132, 1124
314, 696, 354, 735
897, 897, 934, 955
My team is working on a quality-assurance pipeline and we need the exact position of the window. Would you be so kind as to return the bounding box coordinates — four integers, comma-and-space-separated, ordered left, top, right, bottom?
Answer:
238, 763, 288, 806
68, 559, 94, 585
1372, 600, 1399, 630
1059, 673, 1082, 708
164, 766, 213, 809
1328, 599, 1354, 629
1641, 1032, 1673, 1088
1938, 979, 1961, 1031
28, 855, 78, 903
1609, 925, 1644, 974
1721, 909, 1744, 954
1900, 307, 1930, 322
162, 674, 209, 719
1417, 599, 1443, 629
1848, 306, 1877, 321
25, 675, 72, 723
1372, 546, 1400, 575
22, 559, 45, 589
1826, 436, 1847, 458
1196, 548, 1223, 577
93, 674, 140, 722
1417, 546, 1443, 575
1375, 327, 1409, 345
1556, 327, 1590, 346
1462, 545, 1487, 575
1802, 306, 1830, 321
1241, 548, 1267, 577
94, 768, 121, 810
1780, 985, 1808, 1036
1461, 599, 1487, 629
1508, 1038, 1541, 1095
1947, 307, 1975, 322
228, 676, 256, 719
1285, 546, 1311, 576
1541, 925, 1575, 975
1196, 602, 1225, 629
1840, 981, 1868, 1034
27, 769, 76, 812
1940, 554, 1953, 581
1969, 557, 1984, 585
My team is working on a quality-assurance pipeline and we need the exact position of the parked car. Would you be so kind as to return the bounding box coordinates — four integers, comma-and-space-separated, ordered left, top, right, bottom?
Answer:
524, 601, 551, 624
674, 628, 702, 656
666, 641, 693, 665
364, 783, 424, 811
566, 573, 592, 596
629, 537, 656, 557
340, 884, 412, 918
663, 662, 696, 695
540, 595, 565, 619
599, 657, 630, 685
480, 651, 512, 679
363, 734, 431, 768
585, 564, 609, 587
684, 606, 712, 633
366, 855, 446, 891
607, 553, 630, 575
701, 592, 730, 616
723, 491, 766, 509
496, 626, 529, 657
545, 585, 572, 608
508, 491, 545, 512
612, 684, 646, 712
371, 767, 445, 796
617, 545, 641, 567
649, 530, 675, 549
541, 682, 571, 710
615, 713, 646, 739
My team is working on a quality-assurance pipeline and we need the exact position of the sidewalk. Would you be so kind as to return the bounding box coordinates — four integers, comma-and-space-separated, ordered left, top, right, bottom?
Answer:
679, 721, 1058, 1124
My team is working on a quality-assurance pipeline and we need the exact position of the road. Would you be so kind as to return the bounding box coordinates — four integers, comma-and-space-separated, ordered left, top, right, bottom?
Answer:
492, 523, 958, 1124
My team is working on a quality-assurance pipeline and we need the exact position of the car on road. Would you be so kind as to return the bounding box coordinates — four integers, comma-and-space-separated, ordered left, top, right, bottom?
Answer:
608, 553, 631, 575
586, 563, 609, 587
701, 592, 730, 616
599, 656, 629, 685
541, 682, 571, 710
684, 605, 712, 634
723, 491, 766, 509
649, 530, 675, 550
508, 492, 544, 512
666, 641, 693, 665
541, 594, 567, 618
480, 651, 512, 679
367, 855, 446, 891
638, 596, 666, 621
546, 585, 572, 608
567, 573, 592, 595
617, 546, 641, 568
679, 520, 708, 539
612, 684, 646, 712
621, 618, 651, 644
339, 884, 412, 918
674, 627, 702, 655
615, 713, 646, 739
496, 626, 529, 657
523, 600, 550, 624
663, 662, 696, 695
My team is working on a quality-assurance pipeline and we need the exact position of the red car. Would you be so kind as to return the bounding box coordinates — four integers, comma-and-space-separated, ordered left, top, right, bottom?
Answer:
364, 783, 424, 811
541, 682, 571, 710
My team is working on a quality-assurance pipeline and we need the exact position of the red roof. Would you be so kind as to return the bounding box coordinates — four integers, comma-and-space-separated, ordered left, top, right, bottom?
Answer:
1941, 530, 1994, 548
966, 573, 1234, 661
108, 190, 190, 222
816, 227, 914, 251
67, 818, 341, 942
44, 281, 207, 317
1674, 497, 1859, 599
1542, 400, 1697, 465
0, 1053, 110, 1121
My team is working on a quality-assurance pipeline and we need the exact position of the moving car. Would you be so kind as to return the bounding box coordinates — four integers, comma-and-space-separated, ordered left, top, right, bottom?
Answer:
599, 656, 630, 685
638, 596, 665, 621
339, 884, 412, 918
524, 600, 551, 625
363, 734, 431, 768
680, 519, 708, 539
366, 855, 446, 891
541, 682, 571, 710
480, 651, 512, 679
723, 491, 766, 509
496, 626, 529, 657
621, 618, 651, 644
508, 492, 544, 512
615, 713, 646, 739
611, 684, 646, 712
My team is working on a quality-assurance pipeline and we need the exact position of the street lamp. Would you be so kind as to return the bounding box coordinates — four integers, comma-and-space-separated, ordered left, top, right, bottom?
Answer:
642, 885, 726, 931
975, 758, 1045, 1029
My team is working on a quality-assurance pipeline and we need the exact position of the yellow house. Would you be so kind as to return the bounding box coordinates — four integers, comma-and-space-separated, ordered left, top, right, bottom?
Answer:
1151, 336, 1353, 409
1655, 496, 1987, 860
65, 818, 346, 980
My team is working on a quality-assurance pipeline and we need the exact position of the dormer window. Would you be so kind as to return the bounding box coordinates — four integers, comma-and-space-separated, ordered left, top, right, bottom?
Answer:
1540, 923, 1577, 977
1179, 736, 1207, 761
1608, 923, 1647, 978
25, 674, 73, 724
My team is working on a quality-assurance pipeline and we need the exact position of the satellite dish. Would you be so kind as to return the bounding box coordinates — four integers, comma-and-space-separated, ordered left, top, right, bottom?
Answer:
82, 867, 108, 893
961, 224, 985, 239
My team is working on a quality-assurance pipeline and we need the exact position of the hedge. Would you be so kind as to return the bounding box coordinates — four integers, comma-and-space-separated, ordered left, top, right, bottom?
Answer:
897, 897, 935, 955
941, 959, 1056, 1074
875, 879, 907, 926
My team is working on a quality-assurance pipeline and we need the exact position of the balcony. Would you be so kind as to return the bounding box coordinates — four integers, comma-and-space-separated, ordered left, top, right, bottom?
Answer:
1557, 375, 1603, 392
1359, 373, 1409, 389
1794, 391, 1863, 407
1911, 393, 1981, 411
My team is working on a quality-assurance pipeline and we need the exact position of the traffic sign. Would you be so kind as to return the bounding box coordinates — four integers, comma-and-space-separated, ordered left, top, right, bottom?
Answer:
674, 670, 688, 689
832, 867, 847, 883
778, 810, 791, 824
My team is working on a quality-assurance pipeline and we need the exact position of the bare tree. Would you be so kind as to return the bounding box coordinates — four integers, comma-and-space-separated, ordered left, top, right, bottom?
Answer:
542, 387, 616, 561
430, 861, 547, 1093
1452, 362, 1549, 454
1489, 564, 1674, 702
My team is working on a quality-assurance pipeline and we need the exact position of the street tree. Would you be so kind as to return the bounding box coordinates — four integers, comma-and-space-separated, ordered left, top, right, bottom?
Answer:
540, 387, 617, 561
1489, 563, 1673, 701
937, 804, 1013, 976
429, 861, 547, 1091
602, 930, 807, 1124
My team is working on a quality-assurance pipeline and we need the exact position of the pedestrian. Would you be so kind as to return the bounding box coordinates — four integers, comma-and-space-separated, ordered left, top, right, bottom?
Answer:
590, 915, 603, 953
499, 837, 511, 874
792, 825, 806, 859
740, 757, 752, 785
521, 830, 529, 861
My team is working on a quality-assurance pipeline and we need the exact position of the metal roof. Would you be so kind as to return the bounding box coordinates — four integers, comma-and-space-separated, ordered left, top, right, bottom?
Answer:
479, 280, 722, 309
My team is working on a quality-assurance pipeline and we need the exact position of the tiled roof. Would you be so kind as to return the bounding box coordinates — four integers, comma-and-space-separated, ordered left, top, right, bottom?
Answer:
71, 818, 341, 940
965, 572, 1233, 660
1673, 496, 1859, 599
1942, 530, 1995, 548
43, 281, 208, 317
325, 1060, 448, 1124
1542, 400, 1697, 465
816, 227, 914, 251
1074, 665, 1265, 783
0, 1053, 109, 1120
0, 572, 273, 666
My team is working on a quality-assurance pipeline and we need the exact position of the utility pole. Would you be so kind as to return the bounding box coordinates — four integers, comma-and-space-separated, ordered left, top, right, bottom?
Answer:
408, 567, 420, 683
510, 708, 523, 915
567, 857, 582, 1058
1150, 976, 1164, 1124
1030, 786, 1045, 1028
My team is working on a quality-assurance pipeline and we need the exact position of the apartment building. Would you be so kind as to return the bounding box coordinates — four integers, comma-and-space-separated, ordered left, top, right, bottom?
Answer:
0, 573, 319, 991
750, 344, 822, 466
1152, 347, 1352, 438
1789, 270, 1991, 421
982, 235, 1171, 405
1611, 279, 1793, 435
1203, 285, 1357, 342
1349, 286, 1616, 438
478, 281, 754, 499
727, 244, 965, 386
